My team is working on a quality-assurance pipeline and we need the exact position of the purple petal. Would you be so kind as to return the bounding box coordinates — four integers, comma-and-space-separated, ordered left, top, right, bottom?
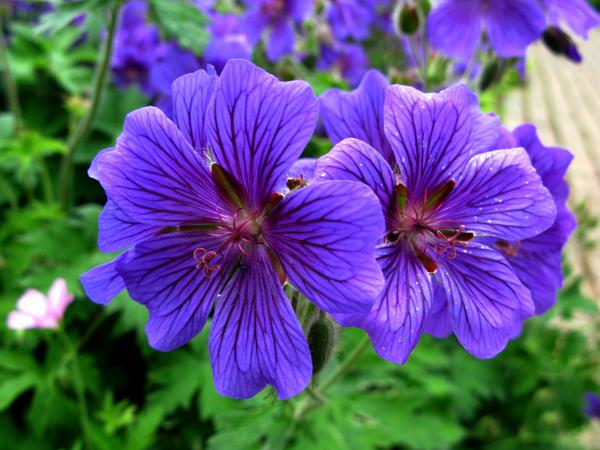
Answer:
499, 205, 576, 314
336, 244, 433, 364
265, 180, 385, 315
485, 0, 546, 58
320, 69, 393, 162
287, 158, 317, 180
424, 285, 453, 338
427, 0, 483, 61
80, 256, 126, 305
207, 60, 318, 209
171, 69, 219, 152
439, 242, 534, 358
512, 124, 573, 203
117, 232, 228, 351
209, 247, 311, 399
327, 0, 374, 42
384, 84, 500, 201
91, 107, 220, 226
315, 138, 396, 216
98, 200, 161, 253
438, 148, 557, 240
266, 19, 295, 61
543, 0, 600, 39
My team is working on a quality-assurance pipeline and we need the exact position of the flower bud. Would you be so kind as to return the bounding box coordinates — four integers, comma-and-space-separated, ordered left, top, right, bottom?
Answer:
542, 26, 582, 63
307, 316, 338, 375
398, 3, 420, 35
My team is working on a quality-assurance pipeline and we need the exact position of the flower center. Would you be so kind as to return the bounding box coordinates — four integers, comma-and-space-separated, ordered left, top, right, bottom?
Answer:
386, 181, 473, 273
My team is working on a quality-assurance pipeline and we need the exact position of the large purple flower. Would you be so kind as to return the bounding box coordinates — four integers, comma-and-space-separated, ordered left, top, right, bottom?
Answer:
80, 60, 385, 399
241, 0, 313, 61
427, 0, 546, 60
541, 0, 600, 39
318, 70, 557, 363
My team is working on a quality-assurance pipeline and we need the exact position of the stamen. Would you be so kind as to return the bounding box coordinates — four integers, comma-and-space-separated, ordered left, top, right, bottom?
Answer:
193, 247, 221, 278
495, 239, 520, 258
434, 225, 469, 259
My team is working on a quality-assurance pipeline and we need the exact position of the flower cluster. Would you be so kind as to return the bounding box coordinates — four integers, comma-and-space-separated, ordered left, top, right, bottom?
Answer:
81, 57, 574, 399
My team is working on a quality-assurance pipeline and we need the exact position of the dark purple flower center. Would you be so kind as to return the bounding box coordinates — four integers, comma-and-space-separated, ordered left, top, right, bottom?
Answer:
385, 180, 472, 272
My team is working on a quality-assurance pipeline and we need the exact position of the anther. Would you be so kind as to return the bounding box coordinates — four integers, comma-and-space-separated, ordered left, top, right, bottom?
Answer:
435, 225, 469, 259
193, 247, 221, 277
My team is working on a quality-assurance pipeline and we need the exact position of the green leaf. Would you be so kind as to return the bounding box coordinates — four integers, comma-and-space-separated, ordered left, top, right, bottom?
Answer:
149, 0, 210, 55
0, 372, 38, 411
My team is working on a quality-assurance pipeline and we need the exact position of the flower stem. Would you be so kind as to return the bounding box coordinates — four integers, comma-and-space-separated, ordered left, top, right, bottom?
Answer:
294, 334, 371, 422
59, 1, 121, 212
0, 15, 22, 133
58, 328, 92, 450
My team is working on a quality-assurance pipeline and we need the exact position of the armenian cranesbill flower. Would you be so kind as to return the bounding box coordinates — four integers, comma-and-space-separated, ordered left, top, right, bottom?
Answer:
318, 70, 557, 363
427, 0, 546, 60
80, 59, 384, 399
242, 0, 313, 61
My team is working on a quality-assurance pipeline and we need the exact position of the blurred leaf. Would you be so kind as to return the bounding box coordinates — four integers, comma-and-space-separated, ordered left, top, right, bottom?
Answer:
149, 0, 210, 54
0, 372, 38, 411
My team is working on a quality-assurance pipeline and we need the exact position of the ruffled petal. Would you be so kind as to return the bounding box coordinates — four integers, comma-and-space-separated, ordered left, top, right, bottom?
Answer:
427, 0, 483, 61
437, 148, 557, 240
336, 244, 433, 364
315, 138, 396, 216
265, 180, 385, 315
171, 68, 219, 152
16, 289, 48, 318
485, 0, 546, 58
384, 84, 500, 202
98, 199, 161, 253
209, 247, 311, 399
117, 232, 229, 351
80, 257, 126, 305
320, 69, 393, 161
91, 107, 220, 226
207, 60, 318, 209
438, 242, 534, 358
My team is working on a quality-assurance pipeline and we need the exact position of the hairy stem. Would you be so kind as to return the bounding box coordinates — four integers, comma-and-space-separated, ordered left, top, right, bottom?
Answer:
59, 329, 92, 450
59, 1, 121, 212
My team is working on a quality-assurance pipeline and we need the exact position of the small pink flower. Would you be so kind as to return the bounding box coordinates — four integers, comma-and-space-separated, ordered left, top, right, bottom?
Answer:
7, 279, 74, 330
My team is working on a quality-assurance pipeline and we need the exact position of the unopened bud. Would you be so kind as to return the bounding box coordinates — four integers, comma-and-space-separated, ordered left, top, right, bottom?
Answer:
542, 26, 582, 63
307, 316, 338, 375
399, 3, 420, 35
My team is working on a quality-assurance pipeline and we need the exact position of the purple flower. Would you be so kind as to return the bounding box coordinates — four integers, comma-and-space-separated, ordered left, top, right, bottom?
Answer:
241, 0, 313, 61
427, 0, 546, 60
326, 0, 376, 42
149, 43, 202, 117
487, 125, 576, 315
317, 42, 369, 87
584, 392, 600, 420
80, 60, 385, 399
111, 0, 163, 95
7, 279, 74, 330
318, 70, 557, 362
541, 0, 600, 39
204, 13, 253, 72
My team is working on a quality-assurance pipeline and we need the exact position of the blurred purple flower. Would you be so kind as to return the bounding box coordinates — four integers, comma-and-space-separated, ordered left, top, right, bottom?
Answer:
80, 60, 384, 399
242, 0, 313, 61
326, 0, 376, 41
427, 0, 546, 60
149, 43, 201, 117
204, 13, 253, 72
317, 42, 369, 86
584, 392, 600, 420
541, 0, 600, 39
319, 71, 556, 363
7, 279, 74, 330
111, 0, 163, 95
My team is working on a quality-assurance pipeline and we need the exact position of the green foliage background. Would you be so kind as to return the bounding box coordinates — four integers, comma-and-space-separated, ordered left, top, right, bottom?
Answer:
0, 1, 599, 449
